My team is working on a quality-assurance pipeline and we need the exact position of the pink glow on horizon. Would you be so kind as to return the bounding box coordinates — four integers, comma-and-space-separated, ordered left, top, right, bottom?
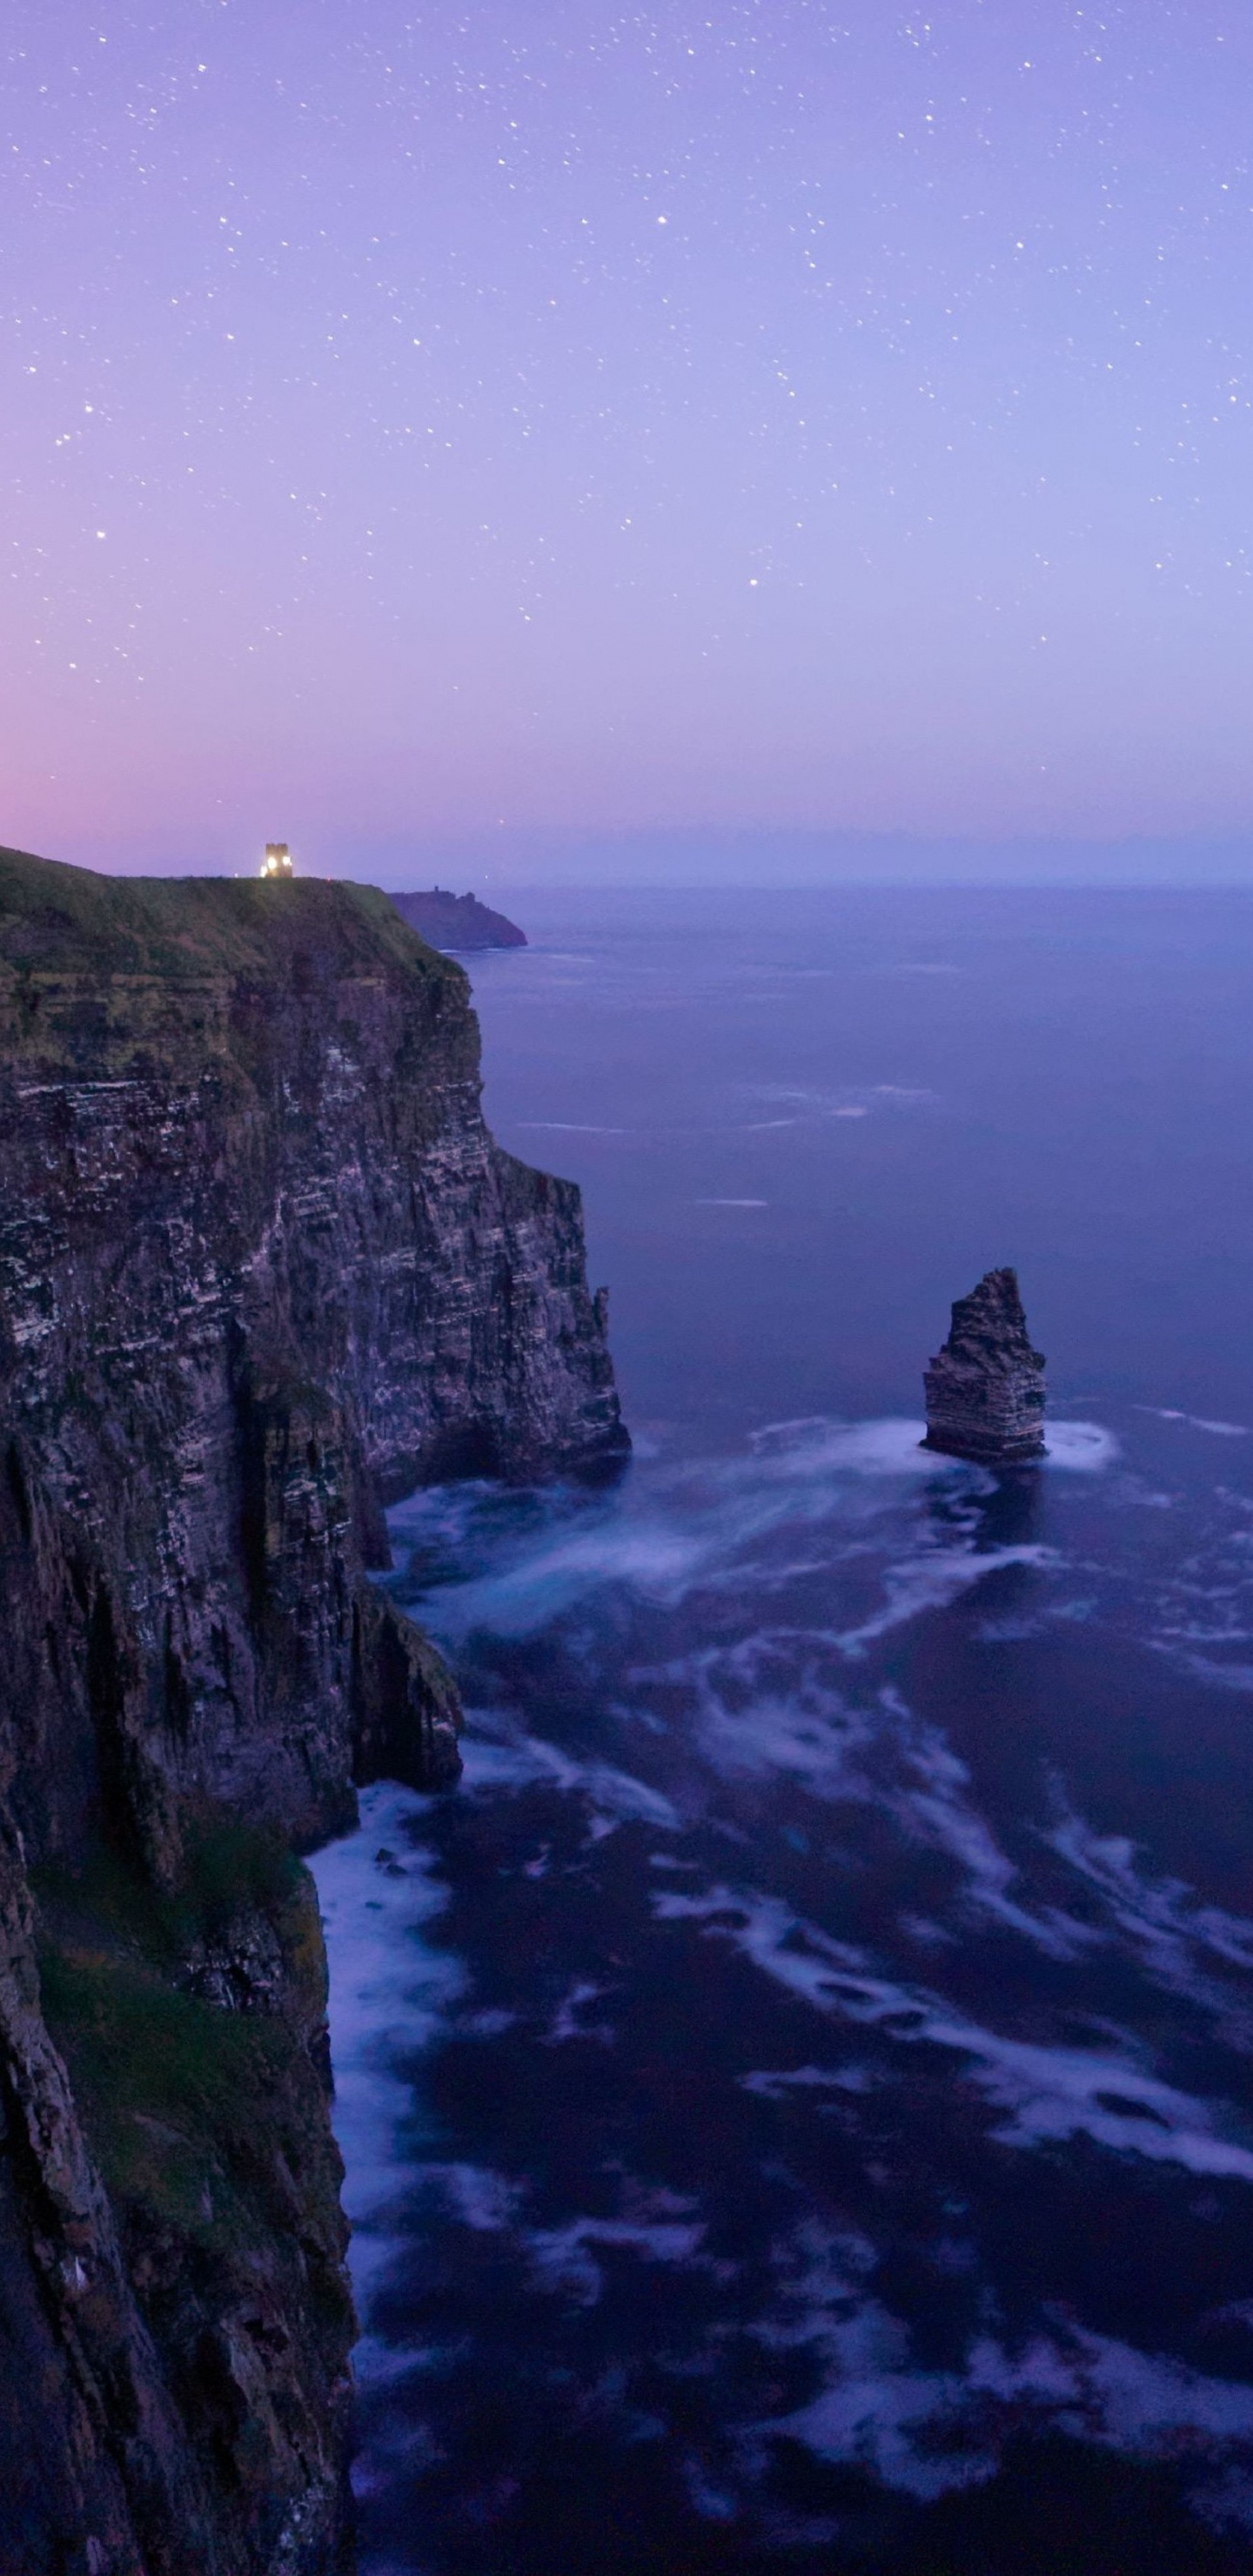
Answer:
3, 2, 1252, 878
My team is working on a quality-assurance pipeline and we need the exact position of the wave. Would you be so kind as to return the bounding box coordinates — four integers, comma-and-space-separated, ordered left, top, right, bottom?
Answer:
1138, 1406, 1250, 1439
393, 1412, 1105, 1649
458, 1713, 680, 1836
653, 1878, 1253, 2185
310, 1786, 465, 2320
526, 2214, 707, 2308
749, 1413, 1117, 1477
749, 2218, 1253, 2506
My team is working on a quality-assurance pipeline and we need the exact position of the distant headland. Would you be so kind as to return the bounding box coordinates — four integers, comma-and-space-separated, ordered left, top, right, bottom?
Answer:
390, 887, 527, 952
251, 847, 525, 951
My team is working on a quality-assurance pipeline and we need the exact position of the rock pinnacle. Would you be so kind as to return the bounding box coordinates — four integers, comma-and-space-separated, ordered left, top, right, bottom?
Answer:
921, 1267, 1046, 1465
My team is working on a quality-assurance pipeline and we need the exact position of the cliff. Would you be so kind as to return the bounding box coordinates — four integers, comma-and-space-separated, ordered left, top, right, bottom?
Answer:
0, 847, 626, 2573
922, 1267, 1046, 1465
388, 889, 526, 951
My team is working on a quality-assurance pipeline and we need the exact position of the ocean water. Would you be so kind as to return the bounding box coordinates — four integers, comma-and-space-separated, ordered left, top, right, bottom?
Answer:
312, 889, 1253, 2573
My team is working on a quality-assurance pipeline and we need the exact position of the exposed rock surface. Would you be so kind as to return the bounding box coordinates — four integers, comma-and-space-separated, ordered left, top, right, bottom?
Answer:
922, 1267, 1046, 1465
0, 847, 626, 2573
388, 888, 526, 951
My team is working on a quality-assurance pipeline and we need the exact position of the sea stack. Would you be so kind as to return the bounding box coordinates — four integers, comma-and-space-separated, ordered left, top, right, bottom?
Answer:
922, 1267, 1047, 1465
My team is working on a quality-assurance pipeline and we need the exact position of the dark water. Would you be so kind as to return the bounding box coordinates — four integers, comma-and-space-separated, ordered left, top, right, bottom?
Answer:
313, 889, 1253, 2574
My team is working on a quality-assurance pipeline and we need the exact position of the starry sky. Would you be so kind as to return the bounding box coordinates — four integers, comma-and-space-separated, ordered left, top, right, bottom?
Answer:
3, 3, 1251, 882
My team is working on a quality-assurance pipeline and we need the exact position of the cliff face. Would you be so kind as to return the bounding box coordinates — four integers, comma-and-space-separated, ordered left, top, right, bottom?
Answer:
388, 889, 526, 951
921, 1267, 1046, 1465
0, 849, 626, 2573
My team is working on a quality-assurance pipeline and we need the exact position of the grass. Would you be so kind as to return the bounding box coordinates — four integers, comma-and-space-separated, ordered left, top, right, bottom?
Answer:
36, 1822, 338, 2260
38, 1936, 289, 2244
0, 841, 459, 986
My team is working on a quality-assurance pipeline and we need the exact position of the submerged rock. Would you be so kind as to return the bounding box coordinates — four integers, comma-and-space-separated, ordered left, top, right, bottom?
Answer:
922, 1267, 1047, 1465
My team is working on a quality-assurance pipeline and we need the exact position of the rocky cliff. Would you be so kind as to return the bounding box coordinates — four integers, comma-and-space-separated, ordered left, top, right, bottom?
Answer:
922, 1266, 1046, 1465
0, 847, 626, 2573
388, 889, 526, 952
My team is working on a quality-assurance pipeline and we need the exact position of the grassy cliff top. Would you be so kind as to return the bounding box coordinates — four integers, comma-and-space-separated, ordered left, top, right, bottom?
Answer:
0, 846, 462, 989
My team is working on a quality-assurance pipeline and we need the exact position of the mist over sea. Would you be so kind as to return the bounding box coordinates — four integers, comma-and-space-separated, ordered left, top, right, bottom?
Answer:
314, 889, 1253, 2573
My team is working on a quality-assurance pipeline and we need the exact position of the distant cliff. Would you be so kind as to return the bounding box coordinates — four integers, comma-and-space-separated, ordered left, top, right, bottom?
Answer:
389, 888, 526, 951
0, 849, 625, 2573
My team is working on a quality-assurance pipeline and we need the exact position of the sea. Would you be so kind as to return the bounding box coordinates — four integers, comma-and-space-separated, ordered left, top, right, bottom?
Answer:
311, 887, 1253, 2574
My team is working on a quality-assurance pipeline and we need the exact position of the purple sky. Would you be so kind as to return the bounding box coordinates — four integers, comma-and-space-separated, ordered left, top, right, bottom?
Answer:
3, 3, 1251, 881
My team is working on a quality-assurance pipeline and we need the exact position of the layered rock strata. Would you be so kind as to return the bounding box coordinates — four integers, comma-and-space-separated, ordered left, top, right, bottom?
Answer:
921, 1267, 1046, 1465
0, 847, 626, 2573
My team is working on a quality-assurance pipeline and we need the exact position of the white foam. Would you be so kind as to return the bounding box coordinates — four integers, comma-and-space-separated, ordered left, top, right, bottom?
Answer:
742, 1081, 935, 1122
685, 1646, 873, 1800
654, 1881, 1253, 2184
1168, 1654, 1253, 1694
884, 1719, 1091, 1958
456, 1725, 585, 1794
413, 2161, 524, 2231
1050, 2327, 1253, 2448
747, 2221, 1253, 2500
423, 1519, 708, 1638
683, 2459, 739, 2522
1043, 1419, 1120, 1470
310, 1786, 466, 2312
834, 1542, 1054, 1655
762, 2347, 979, 2499
404, 1412, 1080, 1653
749, 1417, 953, 1479
748, 1412, 1116, 1479
672, 1643, 1093, 1958
1047, 1800, 1253, 2040
1138, 1406, 1250, 1439
544, 1978, 617, 2045
747, 2221, 978, 2500
526, 2215, 708, 2308
458, 1716, 679, 1835
743, 2063, 876, 2099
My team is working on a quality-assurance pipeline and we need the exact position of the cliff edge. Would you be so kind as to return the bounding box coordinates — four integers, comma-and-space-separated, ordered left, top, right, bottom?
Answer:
0, 849, 626, 2573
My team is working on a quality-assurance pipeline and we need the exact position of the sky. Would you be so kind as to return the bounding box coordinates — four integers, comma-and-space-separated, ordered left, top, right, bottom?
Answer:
3, 1, 1252, 883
